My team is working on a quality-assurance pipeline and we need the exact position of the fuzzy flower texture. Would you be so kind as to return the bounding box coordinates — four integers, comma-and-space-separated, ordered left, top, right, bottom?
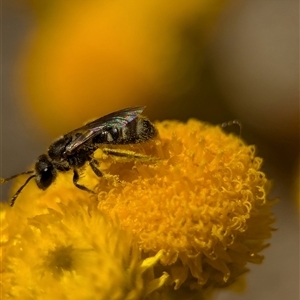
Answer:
1, 119, 275, 300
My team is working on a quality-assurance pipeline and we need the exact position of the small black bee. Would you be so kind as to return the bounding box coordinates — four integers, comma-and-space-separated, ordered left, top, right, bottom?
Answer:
0, 106, 157, 206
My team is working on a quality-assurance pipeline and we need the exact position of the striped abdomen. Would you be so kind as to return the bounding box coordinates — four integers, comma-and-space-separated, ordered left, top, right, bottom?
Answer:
92, 117, 157, 145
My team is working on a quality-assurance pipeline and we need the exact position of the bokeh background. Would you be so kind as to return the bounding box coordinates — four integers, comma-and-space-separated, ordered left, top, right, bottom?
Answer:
1, 0, 299, 299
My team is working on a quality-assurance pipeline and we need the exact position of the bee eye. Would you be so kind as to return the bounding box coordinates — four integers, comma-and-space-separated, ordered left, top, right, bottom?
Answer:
35, 155, 56, 190
40, 167, 54, 189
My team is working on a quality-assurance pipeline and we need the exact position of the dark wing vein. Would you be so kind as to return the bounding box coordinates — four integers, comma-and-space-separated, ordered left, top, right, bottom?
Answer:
64, 106, 145, 155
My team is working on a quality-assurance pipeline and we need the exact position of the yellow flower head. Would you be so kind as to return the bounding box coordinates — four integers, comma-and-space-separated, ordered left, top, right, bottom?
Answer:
1, 119, 275, 299
1, 200, 168, 300
96, 120, 275, 291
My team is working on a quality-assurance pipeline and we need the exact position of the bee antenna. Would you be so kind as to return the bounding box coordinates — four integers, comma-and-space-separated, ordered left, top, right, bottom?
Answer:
221, 120, 242, 138
9, 174, 36, 207
0, 170, 35, 184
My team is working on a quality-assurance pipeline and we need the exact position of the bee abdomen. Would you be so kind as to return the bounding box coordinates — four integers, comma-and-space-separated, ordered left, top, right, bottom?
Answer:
120, 117, 157, 144
92, 117, 157, 145
136, 117, 157, 141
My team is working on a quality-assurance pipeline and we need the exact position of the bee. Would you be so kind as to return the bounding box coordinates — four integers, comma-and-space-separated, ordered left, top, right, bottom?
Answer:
0, 106, 157, 207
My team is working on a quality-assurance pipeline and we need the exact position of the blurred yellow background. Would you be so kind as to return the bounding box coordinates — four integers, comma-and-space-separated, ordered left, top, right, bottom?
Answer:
1, 0, 299, 299
20, 0, 230, 134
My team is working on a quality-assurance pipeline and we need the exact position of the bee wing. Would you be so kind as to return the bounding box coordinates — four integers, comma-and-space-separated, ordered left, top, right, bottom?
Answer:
64, 106, 145, 155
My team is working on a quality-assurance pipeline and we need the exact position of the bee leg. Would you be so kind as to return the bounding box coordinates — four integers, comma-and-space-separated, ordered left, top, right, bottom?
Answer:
90, 159, 121, 184
73, 169, 95, 194
102, 148, 157, 161
89, 159, 103, 177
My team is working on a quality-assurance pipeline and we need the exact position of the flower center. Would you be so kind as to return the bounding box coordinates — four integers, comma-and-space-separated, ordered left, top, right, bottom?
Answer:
46, 245, 74, 275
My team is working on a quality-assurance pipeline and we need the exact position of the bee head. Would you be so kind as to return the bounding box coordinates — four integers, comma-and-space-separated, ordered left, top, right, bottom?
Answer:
35, 154, 57, 190
0, 154, 57, 207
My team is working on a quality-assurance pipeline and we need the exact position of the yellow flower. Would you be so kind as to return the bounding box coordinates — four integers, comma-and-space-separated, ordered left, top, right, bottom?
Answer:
1, 200, 168, 300
1, 119, 275, 299
96, 120, 276, 292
